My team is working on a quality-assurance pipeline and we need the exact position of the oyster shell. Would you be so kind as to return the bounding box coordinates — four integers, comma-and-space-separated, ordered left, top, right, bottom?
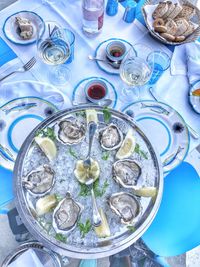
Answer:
23, 165, 55, 196
108, 192, 141, 224
55, 119, 86, 145
100, 124, 123, 150
53, 193, 83, 234
113, 160, 141, 189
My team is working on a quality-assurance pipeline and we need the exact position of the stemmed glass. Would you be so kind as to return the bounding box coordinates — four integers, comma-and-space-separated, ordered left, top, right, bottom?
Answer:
120, 45, 153, 102
37, 21, 71, 85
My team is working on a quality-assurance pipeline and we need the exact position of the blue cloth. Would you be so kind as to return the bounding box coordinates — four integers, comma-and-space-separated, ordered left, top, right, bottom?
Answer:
0, 37, 17, 67
0, 166, 13, 212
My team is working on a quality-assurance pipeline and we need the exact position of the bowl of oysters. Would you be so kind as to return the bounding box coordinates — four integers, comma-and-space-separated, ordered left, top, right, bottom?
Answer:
142, 0, 200, 45
14, 106, 163, 259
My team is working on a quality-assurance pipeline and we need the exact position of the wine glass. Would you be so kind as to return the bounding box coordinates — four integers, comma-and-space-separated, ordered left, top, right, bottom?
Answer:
37, 21, 71, 85
120, 45, 153, 103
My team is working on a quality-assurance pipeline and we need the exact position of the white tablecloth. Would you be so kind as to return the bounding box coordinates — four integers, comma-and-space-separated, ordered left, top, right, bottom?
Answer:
0, 0, 199, 152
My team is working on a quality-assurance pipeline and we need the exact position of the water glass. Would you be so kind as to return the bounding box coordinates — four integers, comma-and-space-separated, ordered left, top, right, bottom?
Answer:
147, 51, 171, 85
64, 29, 75, 64
123, 0, 137, 23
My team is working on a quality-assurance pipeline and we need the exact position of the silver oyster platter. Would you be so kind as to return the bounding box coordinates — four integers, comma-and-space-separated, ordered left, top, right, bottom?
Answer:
14, 105, 163, 259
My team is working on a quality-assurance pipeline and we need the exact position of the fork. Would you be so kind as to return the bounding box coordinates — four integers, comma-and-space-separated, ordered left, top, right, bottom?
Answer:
0, 57, 36, 82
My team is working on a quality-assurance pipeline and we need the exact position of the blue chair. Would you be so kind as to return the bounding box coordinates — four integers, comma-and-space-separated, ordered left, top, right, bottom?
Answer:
79, 259, 97, 267
0, 166, 13, 213
142, 162, 200, 256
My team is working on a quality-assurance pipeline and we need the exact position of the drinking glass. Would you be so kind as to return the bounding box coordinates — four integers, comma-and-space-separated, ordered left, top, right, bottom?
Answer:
147, 51, 171, 85
63, 29, 75, 64
37, 21, 71, 85
120, 45, 153, 102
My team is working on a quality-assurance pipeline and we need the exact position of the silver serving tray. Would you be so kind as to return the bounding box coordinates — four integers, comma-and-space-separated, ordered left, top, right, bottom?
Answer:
14, 105, 163, 259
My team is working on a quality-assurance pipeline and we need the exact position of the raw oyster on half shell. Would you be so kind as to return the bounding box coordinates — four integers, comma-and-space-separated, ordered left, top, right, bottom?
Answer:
53, 193, 83, 234
113, 160, 141, 189
23, 165, 55, 196
99, 124, 123, 150
55, 119, 86, 145
108, 192, 141, 224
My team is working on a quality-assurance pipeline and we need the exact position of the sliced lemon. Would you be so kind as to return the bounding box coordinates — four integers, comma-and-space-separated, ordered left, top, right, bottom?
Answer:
134, 187, 157, 198
74, 159, 100, 184
36, 194, 57, 216
116, 129, 136, 159
86, 109, 98, 124
35, 136, 57, 161
94, 208, 111, 238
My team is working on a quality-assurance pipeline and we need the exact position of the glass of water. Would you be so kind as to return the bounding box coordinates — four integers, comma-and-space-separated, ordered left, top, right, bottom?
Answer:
37, 21, 71, 85
120, 45, 152, 102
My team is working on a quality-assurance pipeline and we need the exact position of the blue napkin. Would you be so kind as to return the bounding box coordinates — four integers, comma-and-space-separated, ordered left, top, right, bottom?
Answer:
0, 166, 13, 212
0, 37, 17, 67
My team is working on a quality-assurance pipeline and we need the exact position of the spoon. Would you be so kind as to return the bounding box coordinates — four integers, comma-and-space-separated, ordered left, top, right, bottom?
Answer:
88, 55, 121, 69
83, 121, 102, 226
72, 98, 112, 107
83, 121, 97, 168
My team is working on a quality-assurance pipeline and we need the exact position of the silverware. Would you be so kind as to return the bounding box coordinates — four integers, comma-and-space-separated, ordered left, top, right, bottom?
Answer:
0, 57, 36, 82
72, 98, 112, 107
85, 177, 102, 227
83, 121, 102, 226
149, 87, 199, 140
88, 55, 121, 69
83, 121, 97, 168
163, 146, 183, 167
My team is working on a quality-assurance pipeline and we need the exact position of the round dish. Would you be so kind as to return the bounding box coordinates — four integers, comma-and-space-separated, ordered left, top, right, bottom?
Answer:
72, 77, 117, 108
95, 38, 134, 75
0, 97, 58, 170
3, 11, 44, 45
122, 100, 190, 173
84, 79, 108, 103
189, 80, 200, 114
14, 106, 163, 259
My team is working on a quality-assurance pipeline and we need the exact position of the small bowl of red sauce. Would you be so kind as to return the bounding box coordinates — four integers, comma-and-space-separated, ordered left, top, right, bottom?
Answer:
106, 41, 126, 63
84, 79, 108, 103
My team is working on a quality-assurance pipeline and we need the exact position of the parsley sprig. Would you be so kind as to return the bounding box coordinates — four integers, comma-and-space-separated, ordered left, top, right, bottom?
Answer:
77, 219, 92, 238
103, 107, 111, 123
134, 144, 148, 160
79, 179, 109, 197
35, 127, 56, 141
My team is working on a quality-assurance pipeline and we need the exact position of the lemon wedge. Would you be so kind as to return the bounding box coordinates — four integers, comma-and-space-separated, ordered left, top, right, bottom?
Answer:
86, 109, 98, 124
35, 136, 57, 161
134, 187, 157, 198
74, 159, 100, 184
116, 129, 136, 159
36, 194, 57, 216
94, 208, 111, 238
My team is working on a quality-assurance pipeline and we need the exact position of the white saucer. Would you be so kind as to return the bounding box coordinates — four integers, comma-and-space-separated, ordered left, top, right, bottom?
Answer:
3, 11, 44, 45
95, 38, 133, 75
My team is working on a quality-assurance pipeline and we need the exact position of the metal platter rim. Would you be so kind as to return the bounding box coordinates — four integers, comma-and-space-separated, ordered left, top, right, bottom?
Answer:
13, 105, 163, 259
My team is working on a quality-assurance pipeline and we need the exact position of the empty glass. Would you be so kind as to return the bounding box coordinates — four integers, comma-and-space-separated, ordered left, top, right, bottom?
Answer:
120, 45, 152, 102
147, 51, 171, 85
37, 21, 71, 85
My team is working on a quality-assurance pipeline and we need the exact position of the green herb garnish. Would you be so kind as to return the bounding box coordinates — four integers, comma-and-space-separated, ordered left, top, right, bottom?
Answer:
79, 179, 109, 197
77, 219, 92, 238
68, 147, 78, 159
55, 194, 64, 202
127, 225, 136, 232
101, 151, 110, 160
93, 179, 109, 197
35, 127, 56, 141
103, 107, 111, 123
55, 233, 67, 243
79, 183, 91, 197
75, 111, 86, 118
134, 144, 148, 160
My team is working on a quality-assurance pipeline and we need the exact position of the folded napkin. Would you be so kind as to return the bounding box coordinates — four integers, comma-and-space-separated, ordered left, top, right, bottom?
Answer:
171, 41, 200, 84
8, 249, 44, 267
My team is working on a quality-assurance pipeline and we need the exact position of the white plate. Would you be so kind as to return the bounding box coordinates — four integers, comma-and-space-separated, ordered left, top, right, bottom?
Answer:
94, 38, 133, 75
72, 77, 118, 108
189, 80, 200, 114
3, 11, 44, 45
0, 97, 58, 170
122, 100, 190, 172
